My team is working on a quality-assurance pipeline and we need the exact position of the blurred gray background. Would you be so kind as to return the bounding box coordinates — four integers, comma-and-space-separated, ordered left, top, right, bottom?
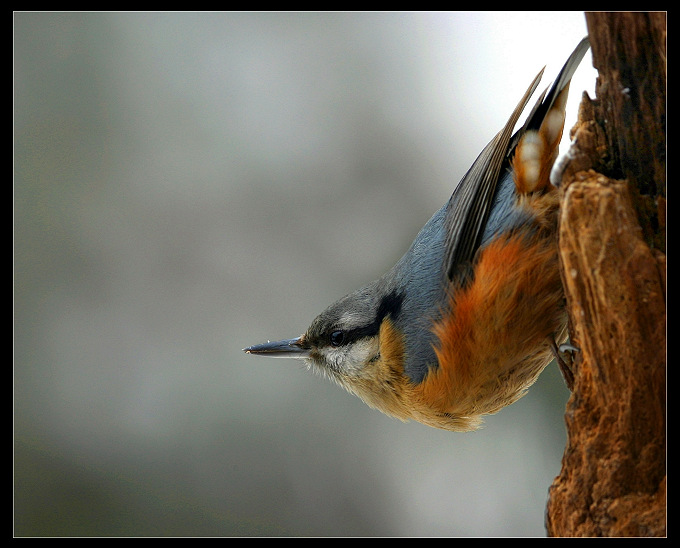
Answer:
14, 12, 596, 537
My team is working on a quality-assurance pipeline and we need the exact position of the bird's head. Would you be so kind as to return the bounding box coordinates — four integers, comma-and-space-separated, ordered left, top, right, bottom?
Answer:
244, 283, 404, 387
243, 281, 490, 432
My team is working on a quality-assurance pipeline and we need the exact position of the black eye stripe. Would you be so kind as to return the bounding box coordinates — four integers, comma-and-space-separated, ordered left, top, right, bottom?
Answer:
326, 291, 404, 347
376, 290, 404, 322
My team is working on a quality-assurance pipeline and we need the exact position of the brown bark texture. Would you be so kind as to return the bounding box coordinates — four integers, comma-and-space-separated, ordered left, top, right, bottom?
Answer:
545, 12, 666, 537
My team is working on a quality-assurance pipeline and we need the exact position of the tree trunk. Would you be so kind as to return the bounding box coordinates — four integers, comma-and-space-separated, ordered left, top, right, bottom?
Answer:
545, 12, 666, 537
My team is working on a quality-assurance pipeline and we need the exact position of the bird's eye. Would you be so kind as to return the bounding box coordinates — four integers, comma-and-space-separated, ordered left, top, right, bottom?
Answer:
330, 330, 345, 347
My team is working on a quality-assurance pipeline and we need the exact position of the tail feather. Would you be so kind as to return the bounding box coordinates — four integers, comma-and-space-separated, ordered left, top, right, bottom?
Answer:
512, 37, 590, 194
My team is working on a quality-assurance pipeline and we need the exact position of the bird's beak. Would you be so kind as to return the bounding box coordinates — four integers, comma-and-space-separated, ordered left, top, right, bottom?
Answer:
243, 336, 309, 358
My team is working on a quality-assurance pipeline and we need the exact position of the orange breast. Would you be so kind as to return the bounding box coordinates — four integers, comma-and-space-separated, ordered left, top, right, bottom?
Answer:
420, 222, 567, 428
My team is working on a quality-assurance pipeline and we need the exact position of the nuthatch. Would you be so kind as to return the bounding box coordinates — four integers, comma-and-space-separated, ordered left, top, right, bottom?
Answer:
244, 38, 590, 431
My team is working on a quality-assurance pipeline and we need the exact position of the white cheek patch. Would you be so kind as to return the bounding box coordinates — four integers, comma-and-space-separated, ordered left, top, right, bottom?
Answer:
320, 338, 379, 376
320, 346, 346, 372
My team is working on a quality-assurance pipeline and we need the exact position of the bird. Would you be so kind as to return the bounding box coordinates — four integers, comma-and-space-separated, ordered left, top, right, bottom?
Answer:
244, 37, 591, 432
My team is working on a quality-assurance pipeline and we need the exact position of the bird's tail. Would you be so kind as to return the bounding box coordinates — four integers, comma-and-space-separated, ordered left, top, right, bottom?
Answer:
512, 37, 591, 194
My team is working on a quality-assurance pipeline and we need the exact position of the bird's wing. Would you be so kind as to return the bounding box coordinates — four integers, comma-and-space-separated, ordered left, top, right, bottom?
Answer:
442, 69, 544, 281
442, 36, 590, 281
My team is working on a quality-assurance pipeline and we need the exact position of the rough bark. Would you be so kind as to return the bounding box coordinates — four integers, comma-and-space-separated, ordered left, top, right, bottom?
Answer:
545, 12, 666, 537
